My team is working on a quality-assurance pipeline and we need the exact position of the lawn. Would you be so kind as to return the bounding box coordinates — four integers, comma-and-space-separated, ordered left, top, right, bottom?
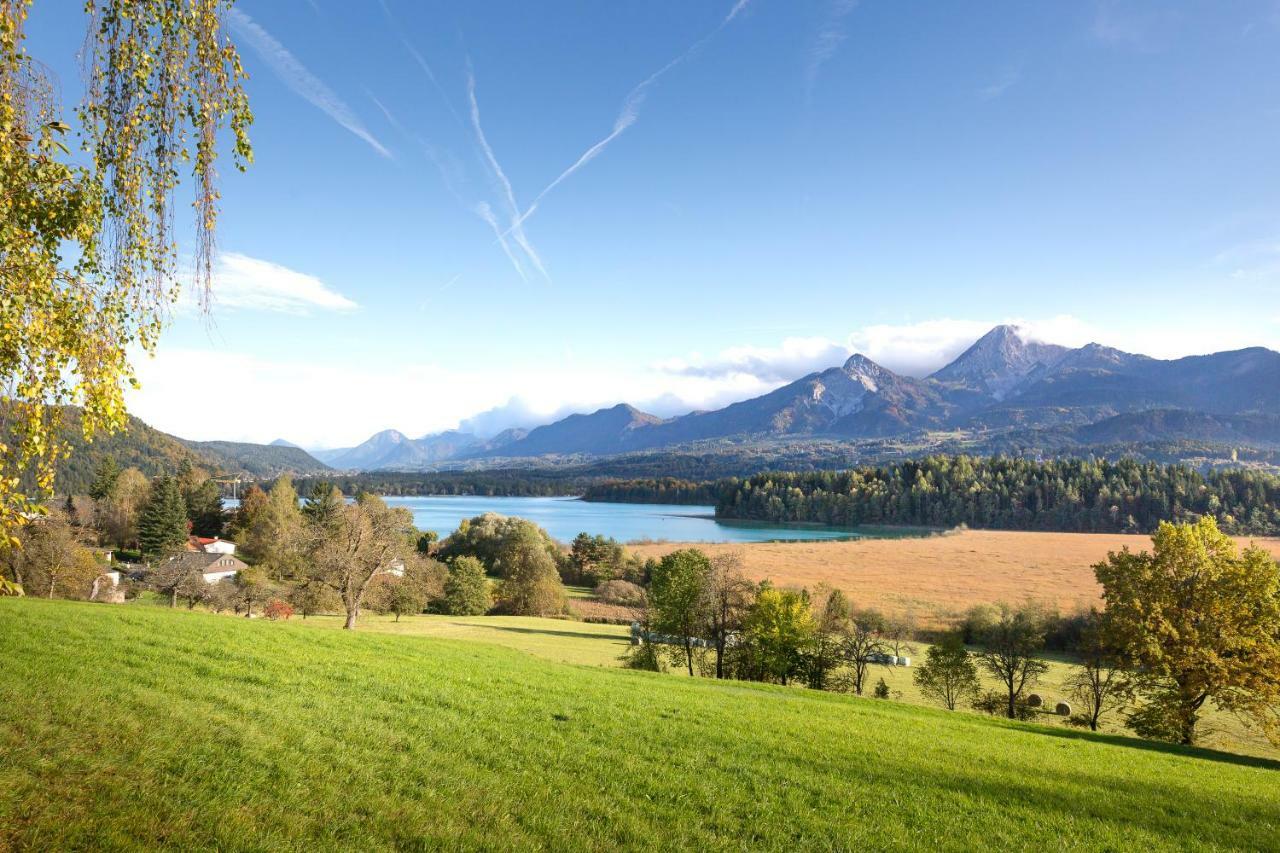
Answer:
2, 599, 1278, 850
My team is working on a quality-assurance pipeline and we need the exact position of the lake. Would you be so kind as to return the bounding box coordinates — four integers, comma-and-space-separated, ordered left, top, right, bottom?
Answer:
379, 495, 908, 544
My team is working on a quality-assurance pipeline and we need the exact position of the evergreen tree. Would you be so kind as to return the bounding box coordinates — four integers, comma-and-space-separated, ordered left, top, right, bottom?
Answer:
137, 476, 189, 561
185, 480, 225, 538
87, 457, 121, 503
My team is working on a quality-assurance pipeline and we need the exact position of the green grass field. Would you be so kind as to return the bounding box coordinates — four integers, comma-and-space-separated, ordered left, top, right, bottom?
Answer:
3, 601, 1279, 849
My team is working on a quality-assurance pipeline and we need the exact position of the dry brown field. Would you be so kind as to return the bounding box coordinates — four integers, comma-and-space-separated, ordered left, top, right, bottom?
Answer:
630, 530, 1280, 628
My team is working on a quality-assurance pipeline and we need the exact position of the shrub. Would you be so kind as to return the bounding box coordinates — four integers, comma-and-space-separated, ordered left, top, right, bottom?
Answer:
972, 690, 1036, 721
873, 678, 890, 699
264, 599, 294, 621
595, 579, 646, 607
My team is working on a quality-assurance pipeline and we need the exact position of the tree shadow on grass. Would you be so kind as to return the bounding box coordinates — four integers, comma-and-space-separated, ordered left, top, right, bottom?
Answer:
480, 625, 629, 643
1031, 723, 1280, 771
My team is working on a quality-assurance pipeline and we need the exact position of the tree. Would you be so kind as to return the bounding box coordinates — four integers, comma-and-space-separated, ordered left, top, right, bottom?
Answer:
87, 457, 121, 503
302, 482, 344, 532
974, 604, 1050, 719
648, 548, 712, 676
94, 466, 149, 550
743, 587, 814, 686
137, 476, 188, 561
805, 585, 850, 690
839, 610, 890, 696
227, 485, 268, 541
184, 479, 224, 538
4, 511, 100, 599
702, 552, 755, 679
287, 579, 342, 619
240, 475, 303, 576
303, 493, 414, 629
567, 533, 627, 585
367, 556, 445, 621
0, 0, 252, 546
1095, 517, 1280, 745
233, 567, 273, 618
1064, 612, 1126, 732
147, 557, 206, 608
441, 556, 491, 616
437, 512, 560, 576
494, 525, 565, 617
914, 633, 980, 711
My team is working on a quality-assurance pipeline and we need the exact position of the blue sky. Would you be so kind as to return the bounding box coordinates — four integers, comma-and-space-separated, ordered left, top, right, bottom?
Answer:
25, 1, 1280, 447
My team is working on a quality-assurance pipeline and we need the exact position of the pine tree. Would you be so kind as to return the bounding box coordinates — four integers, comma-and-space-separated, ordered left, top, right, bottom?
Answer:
87, 457, 121, 503
138, 476, 189, 561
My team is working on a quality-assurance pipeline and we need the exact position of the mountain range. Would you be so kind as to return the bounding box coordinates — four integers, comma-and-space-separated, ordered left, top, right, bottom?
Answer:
307, 326, 1280, 471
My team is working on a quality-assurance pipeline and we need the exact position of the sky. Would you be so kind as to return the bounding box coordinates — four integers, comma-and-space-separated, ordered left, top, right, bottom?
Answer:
24, 1, 1280, 448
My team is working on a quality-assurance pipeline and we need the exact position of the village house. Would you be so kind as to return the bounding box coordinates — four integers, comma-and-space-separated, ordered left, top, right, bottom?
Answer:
163, 552, 248, 584
188, 536, 237, 555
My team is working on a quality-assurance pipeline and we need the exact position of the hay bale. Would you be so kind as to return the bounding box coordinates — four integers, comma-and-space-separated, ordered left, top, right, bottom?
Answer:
1055, 701, 1072, 716
1026, 693, 1043, 708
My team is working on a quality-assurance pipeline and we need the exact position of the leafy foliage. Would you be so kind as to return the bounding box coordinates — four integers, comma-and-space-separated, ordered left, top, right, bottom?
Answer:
1095, 517, 1280, 745
0, 0, 251, 544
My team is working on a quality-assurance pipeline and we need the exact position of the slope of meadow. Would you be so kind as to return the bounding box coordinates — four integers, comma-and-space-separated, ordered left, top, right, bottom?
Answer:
2, 600, 1278, 850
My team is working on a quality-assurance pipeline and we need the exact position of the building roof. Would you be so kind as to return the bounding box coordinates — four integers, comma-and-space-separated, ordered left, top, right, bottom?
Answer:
163, 552, 246, 575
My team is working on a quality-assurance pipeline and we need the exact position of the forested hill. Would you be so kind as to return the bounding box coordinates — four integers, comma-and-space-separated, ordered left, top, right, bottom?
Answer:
45, 409, 328, 495
715, 457, 1280, 536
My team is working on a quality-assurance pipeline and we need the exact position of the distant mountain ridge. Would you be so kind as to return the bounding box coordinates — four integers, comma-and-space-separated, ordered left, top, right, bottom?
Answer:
308, 326, 1280, 470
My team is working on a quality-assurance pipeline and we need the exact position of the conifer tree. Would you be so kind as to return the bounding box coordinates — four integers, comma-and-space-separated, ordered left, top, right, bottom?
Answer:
137, 476, 188, 561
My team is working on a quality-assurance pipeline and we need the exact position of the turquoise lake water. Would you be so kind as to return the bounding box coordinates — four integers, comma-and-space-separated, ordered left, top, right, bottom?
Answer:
380, 495, 888, 544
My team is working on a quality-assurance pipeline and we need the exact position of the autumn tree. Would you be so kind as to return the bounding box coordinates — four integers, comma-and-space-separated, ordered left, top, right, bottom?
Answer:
804, 585, 850, 690
95, 466, 149, 549
0, 0, 251, 547
441, 555, 490, 616
913, 633, 980, 711
974, 604, 1050, 719
232, 566, 273, 618
239, 475, 303, 576
303, 492, 414, 629
701, 551, 756, 679
493, 525, 566, 617
648, 548, 712, 676
742, 587, 814, 686
1096, 517, 1280, 745
367, 557, 445, 622
2, 510, 100, 598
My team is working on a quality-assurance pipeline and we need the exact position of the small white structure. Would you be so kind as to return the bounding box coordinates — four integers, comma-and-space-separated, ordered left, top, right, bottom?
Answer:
202, 556, 243, 583
383, 558, 406, 578
190, 536, 237, 555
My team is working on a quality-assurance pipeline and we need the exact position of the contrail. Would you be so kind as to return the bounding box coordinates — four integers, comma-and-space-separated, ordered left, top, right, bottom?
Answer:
228, 9, 392, 159
504, 0, 754, 237
467, 67, 548, 279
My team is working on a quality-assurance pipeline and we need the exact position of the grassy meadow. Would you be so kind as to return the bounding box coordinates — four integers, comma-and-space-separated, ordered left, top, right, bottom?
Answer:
3, 599, 1279, 850
631, 531, 1280, 627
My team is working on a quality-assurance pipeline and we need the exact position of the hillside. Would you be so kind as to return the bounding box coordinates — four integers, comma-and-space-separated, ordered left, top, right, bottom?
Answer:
178, 439, 330, 477
45, 409, 330, 494
2, 600, 1276, 849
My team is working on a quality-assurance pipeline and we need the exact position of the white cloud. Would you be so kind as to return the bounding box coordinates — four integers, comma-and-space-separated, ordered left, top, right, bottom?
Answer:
656, 337, 850, 382
195, 253, 357, 315
228, 9, 392, 159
